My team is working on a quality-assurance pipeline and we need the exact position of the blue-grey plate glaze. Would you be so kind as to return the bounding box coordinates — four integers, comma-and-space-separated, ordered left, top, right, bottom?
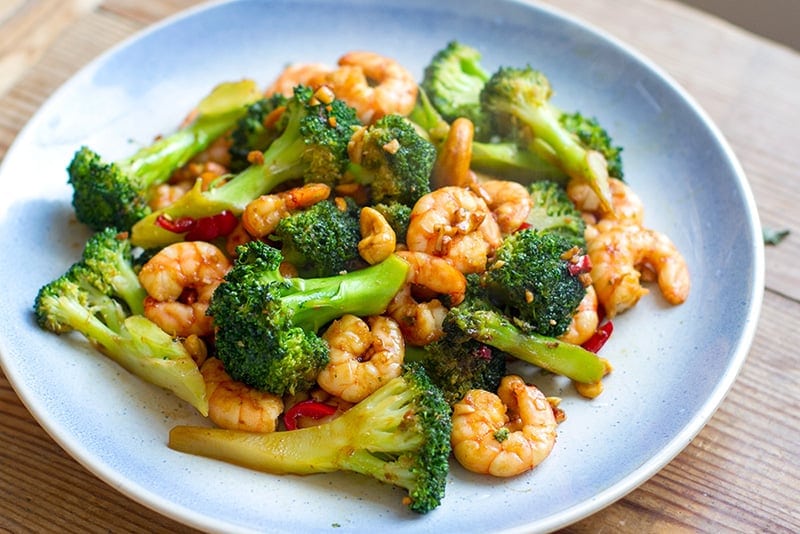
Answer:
0, 0, 763, 532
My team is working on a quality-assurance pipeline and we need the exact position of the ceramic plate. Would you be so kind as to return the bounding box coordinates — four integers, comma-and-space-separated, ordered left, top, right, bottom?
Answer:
0, 0, 763, 532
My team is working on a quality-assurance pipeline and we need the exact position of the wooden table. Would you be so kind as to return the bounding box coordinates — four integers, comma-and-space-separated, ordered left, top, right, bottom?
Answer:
1, 1, 798, 532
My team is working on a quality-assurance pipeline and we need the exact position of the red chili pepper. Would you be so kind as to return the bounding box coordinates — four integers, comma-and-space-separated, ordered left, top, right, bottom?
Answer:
581, 321, 614, 353
157, 210, 239, 241
283, 400, 337, 430
567, 254, 592, 276
156, 214, 196, 234
185, 210, 239, 241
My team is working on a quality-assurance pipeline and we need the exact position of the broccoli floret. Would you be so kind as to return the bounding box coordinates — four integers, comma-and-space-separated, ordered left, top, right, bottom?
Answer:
228, 93, 290, 172
169, 362, 451, 513
79, 227, 147, 315
68, 80, 262, 231
448, 300, 605, 384
33, 233, 207, 415
421, 41, 490, 132
346, 114, 435, 206
481, 228, 587, 337
372, 201, 411, 244
131, 85, 361, 249
272, 197, 363, 277
206, 241, 409, 396
525, 180, 586, 249
404, 321, 505, 407
480, 66, 615, 213
559, 111, 623, 180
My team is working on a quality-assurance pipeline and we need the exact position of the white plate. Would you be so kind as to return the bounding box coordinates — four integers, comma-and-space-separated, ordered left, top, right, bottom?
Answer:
0, 0, 764, 532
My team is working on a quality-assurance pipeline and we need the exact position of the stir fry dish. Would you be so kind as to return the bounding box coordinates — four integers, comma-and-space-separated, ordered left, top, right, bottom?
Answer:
33, 41, 690, 514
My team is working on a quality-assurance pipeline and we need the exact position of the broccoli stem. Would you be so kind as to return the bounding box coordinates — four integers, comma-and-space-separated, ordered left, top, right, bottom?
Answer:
130, 115, 308, 249
121, 112, 238, 188
282, 253, 410, 332
169, 364, 451, 514
453, 309, 605, 383
515, 104, 612, 208
47, 300, 208, 415
470, 140, 567, 182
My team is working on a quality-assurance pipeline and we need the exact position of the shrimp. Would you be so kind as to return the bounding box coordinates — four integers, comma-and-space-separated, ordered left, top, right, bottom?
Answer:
138, 241, 232, 337
241, 183, 331, 238
317, 314, 405, 403
265, 62, 332, 96
200, 358, 283, 433
358, 206, 396, 265
406, 186, 503, 274
224, 221, 253, 257
451, 375, 558, 477
559, 285, 600, 345
476, 179, 533, 234
587, 219, 690, 317
325, 51, 417, 124
568, 177, 644, 225
387, 250, 466, 346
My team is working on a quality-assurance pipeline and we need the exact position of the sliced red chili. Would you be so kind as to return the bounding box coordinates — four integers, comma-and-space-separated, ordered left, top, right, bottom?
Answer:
283, 400, 337, 430
567, 254, 592, 276
158, 210, 239, 241
581, 321, 614, 353
156, 214, 196, 234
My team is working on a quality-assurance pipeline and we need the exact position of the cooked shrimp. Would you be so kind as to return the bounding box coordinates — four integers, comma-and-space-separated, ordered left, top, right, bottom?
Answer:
265, 62, 332, 96
317, 314, 405, 403
241, 183, 331, 238
476, 179, 533, 234
149, 182, 192, 210
451, 375, 558, 477
326, 51, 417, 124
358, 206, 396, 265
224, 221, 253, 257
138, 241, 232, 337
559, 285, 600, 345
200, 358, 283, 433
406, 186, 503, 274
396, 250, 466, 306
431, 117, 475, 189
568, 177, 644, 225
387, 251, 466, 346
587, 219, 690, 317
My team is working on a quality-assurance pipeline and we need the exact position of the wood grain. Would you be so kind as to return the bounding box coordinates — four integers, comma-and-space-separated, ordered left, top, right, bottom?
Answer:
1, 0, 798, 532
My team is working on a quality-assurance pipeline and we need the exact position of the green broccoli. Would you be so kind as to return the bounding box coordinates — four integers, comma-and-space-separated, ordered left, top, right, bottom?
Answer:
469, 139, 568, 182
525, 180, 587, 249
409, 87, 566, 183
272, 197, 363, 277
169, 362, 451, 514
448, 300, 605, 384
206, 240, 409, 396
68, 80, 262, 231
130, 85, 361, 249
79, 227, 148, 315
228, 93, 289, 172
345, 113, 435, 206
420, 41, 491, 133
481, 228, 587, 337
559, 111, 623, 180
404, 315, 506, 406
480, 66, 615, 213
372, 201, 411, 244
33, 232, 207, 415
